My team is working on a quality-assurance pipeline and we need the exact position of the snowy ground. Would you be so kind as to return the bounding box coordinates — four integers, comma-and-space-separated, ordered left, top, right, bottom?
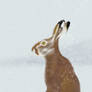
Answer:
0, 29, 92, 92
0, 40, 92, 92
0, 61, 92, 92
0, 0, 92, 92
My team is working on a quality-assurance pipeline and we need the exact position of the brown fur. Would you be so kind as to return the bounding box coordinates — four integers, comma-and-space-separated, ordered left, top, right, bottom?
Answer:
45, 40, 80, 92
32, 20, 80, 92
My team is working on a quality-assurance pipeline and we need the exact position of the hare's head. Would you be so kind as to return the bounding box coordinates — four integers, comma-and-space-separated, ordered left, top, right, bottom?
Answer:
32, 20, 70, 56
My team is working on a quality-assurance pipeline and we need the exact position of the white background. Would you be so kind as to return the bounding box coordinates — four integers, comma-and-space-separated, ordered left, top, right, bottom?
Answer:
0, 0, 92, 92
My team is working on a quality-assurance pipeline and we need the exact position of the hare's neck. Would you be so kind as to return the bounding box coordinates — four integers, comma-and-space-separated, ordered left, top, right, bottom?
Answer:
45, 40, 62, 61
54, 40, 61, 55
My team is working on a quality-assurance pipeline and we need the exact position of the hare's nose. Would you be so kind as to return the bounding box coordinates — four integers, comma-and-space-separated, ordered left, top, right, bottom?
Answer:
32, 42, 40, 51
58, 20, 65, 28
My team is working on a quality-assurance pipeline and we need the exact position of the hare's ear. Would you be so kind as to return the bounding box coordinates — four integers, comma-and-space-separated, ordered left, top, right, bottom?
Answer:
52, 23, 62, 40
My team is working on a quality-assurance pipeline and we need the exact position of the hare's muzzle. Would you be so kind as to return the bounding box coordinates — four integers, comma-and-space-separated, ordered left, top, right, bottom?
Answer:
32, 42, 40, 55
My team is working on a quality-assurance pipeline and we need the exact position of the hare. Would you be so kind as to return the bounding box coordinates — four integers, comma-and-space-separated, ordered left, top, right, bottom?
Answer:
32, 20, 80, 92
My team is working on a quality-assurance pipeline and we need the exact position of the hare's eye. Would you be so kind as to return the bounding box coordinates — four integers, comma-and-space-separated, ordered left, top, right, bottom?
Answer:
41, 40, 47, 46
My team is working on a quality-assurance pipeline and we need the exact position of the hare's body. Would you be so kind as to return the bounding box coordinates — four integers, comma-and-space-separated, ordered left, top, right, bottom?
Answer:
45, 41, 80, 92
32, 20, 80, 92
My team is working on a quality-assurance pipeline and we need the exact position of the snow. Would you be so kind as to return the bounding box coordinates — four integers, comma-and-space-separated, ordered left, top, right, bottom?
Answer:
0, 60, 92, 92
0, 39, 91, 92
0, 0, 92, 91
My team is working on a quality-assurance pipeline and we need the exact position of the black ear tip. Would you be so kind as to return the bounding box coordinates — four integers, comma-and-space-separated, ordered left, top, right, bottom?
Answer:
58, 20, 65, 24
67, 21, 70, 29
58, 20, 65, 27
67, 21, 70, 24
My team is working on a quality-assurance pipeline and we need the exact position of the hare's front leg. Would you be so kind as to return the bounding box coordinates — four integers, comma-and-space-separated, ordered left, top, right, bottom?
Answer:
46, 89, 59, 92
46, 89, 60, 92
46, 85, 60, 92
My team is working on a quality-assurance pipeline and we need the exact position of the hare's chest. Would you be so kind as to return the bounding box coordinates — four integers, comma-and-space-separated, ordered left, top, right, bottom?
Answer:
45, 64, 56, 77
45, 63, 61, 84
